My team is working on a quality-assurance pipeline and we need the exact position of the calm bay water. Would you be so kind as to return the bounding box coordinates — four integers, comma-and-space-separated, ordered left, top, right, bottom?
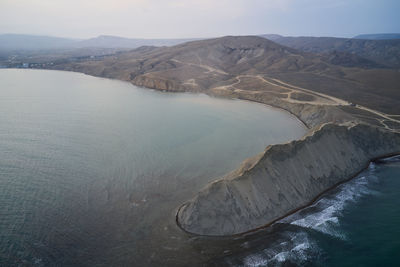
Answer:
0, 69, 306, 266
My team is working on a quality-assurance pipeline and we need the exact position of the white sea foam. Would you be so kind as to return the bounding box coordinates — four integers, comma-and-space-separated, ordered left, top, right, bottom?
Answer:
377, 155, 400, 163
243, 254, 269, 267
241, 163, 382, 266
271, 232, 313, 263
288, 164, 379, 240
243, 232, 316, 266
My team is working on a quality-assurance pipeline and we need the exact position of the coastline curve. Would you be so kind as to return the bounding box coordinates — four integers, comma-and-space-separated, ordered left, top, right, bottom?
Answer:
37, 59, 400, 237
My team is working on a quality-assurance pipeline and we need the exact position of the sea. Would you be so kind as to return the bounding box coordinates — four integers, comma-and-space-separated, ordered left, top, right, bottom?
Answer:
0, 69, 398, 266
214, 156, 400, 267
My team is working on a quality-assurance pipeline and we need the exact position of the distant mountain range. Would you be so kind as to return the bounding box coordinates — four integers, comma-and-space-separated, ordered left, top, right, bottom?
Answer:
78, 35, 197, 49
260, 34, 400, 68
261, 33, 400, 41
2, 33, 400, 69
353, 33, 400, 40
0, 34, 197, 51
0, 34, 79, 50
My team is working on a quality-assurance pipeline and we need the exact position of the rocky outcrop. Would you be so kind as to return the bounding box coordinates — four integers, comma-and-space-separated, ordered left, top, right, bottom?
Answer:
132, 74, 182, 92
177, 123, 400, 236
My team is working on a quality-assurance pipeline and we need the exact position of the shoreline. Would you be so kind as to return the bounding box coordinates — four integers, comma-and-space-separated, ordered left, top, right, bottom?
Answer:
175, 151, 400, 237
9, 67, 400, 237
5, 67, 311, 129
232, 95, 311, 129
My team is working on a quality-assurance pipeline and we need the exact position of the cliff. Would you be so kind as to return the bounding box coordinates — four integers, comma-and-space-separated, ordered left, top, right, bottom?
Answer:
177, 123, 400, 235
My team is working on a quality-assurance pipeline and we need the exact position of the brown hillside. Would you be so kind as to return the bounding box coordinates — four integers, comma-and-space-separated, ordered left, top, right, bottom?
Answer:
52, 36, 400, 114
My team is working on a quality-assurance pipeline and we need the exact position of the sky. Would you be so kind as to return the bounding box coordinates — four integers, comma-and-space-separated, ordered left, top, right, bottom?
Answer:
0, 0, 399, 39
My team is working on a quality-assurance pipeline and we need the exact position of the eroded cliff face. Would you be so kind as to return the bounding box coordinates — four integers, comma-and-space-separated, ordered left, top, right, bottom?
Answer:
177, 123, 400, 236
132, 75, 182, 92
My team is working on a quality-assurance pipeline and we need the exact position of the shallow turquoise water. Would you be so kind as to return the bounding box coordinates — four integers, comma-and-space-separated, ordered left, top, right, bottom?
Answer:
214, 157, 400, 267
0, 69, 306, 266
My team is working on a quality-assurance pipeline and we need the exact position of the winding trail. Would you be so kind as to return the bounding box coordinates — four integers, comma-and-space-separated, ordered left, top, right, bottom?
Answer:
267, 77, 349, 105
208, 72, 400, 131
154, 58, 400, 129
170, 59, 228, 75
211, 74, 344, 106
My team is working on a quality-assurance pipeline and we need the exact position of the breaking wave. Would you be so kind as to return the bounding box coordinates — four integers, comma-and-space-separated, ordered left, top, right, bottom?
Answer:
242, 231, 319, 266
239, 162, 381, 266
285, 163, 379, 239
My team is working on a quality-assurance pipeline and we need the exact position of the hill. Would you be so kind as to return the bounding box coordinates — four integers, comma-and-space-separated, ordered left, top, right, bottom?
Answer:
354, 33, 400, 40
50, 35, 400, 115
261, 35, 400, 68
75, 35, 197, 49
0, 33, 197, 51
0, 34, 78, 50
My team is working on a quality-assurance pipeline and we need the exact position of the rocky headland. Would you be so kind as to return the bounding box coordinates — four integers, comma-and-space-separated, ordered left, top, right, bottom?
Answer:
177, 123, 400, 235
46, 36, 400, 236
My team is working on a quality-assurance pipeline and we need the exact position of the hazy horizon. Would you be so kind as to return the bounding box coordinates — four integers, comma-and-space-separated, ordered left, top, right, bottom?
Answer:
1, 0, 399, 40
2, 32, 400, 41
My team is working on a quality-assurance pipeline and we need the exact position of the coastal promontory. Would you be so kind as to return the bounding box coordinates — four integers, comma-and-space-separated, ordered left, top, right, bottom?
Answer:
47, 36, 400, 236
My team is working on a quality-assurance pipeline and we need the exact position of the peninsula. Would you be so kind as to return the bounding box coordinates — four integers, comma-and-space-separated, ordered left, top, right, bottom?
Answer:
46, 36, 400, 236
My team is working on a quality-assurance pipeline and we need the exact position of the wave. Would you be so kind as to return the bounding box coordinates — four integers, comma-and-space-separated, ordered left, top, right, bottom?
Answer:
240, 162, 381, 266
242, 231, 318, 266
375, 155, 400, 163
285, 163, 379, 239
